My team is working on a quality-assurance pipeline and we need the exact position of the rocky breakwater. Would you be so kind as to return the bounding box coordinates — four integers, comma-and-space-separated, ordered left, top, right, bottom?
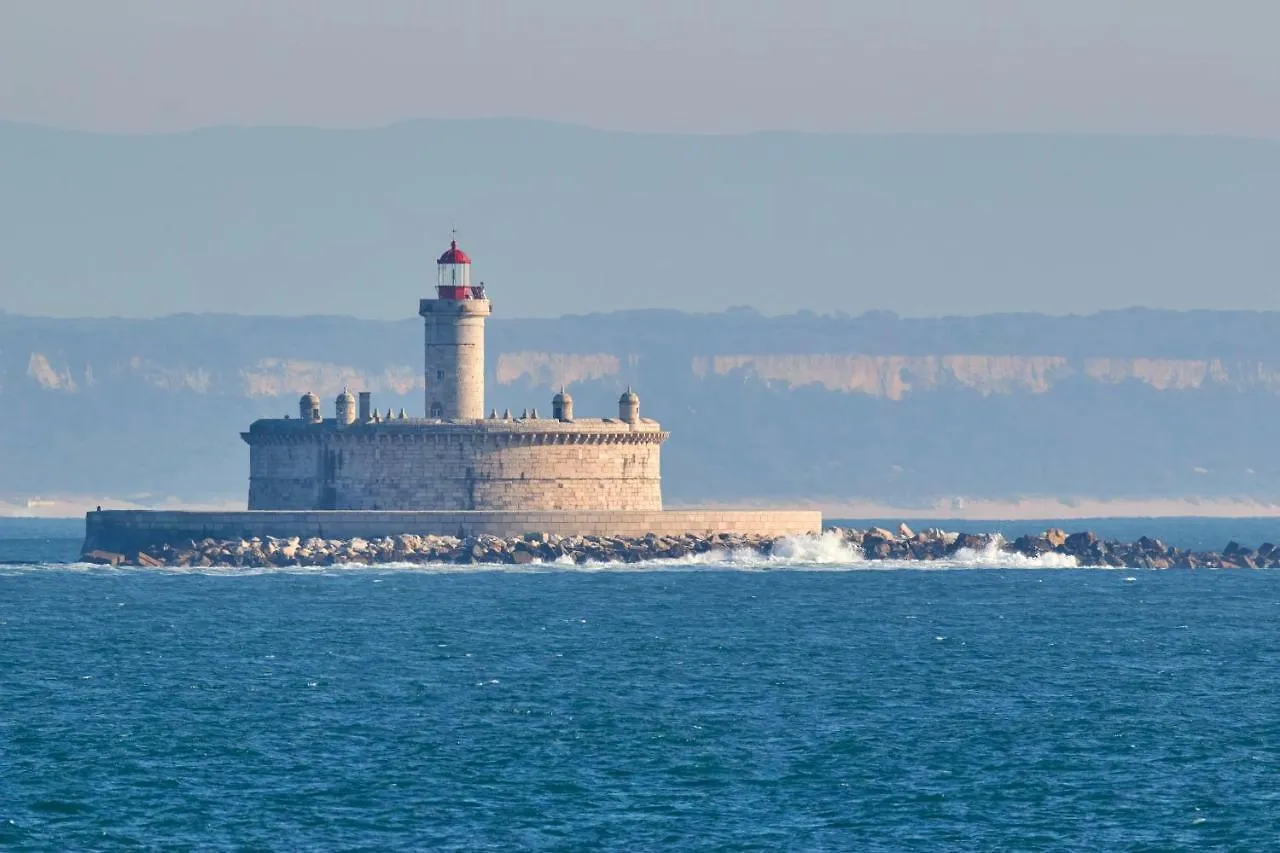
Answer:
82, 531, 771, 568
842, 524, 1280, 569
79, 525, 1280, 569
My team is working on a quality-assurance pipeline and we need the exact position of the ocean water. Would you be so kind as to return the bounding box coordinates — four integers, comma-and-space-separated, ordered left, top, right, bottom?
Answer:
3, 518, 1280, 850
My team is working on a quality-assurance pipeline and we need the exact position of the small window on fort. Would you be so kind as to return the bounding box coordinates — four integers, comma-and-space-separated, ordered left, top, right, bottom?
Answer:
437, 370, 444, 380
430, 403, 444, 418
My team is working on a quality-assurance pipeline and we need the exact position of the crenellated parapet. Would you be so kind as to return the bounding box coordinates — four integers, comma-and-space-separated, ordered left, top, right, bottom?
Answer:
244, 417, 668, 443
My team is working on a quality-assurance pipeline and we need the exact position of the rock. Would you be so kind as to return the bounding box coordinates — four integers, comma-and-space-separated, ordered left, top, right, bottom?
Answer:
1137, 536, 1167, 555
1064, 531, 1098, 553
135, 552, 164, 568
84, 549, 126, 567
511, 549, 535, 565
1012, 535, 1051, 557
866, 527, 896, 541
864, 539, 893, 559
1043, 528, 1068, 548
949, 533, 991, 554
897, 523, 915, 539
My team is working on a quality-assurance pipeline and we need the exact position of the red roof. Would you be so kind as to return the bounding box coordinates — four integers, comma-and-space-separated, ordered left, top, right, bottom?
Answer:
437, 240, 471, 265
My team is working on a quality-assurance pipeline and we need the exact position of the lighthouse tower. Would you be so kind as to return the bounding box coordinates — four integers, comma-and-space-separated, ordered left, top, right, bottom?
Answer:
418, 237, 491, 420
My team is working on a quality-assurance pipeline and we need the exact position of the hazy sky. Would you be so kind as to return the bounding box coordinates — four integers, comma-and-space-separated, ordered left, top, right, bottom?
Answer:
2, 0, 1279, 136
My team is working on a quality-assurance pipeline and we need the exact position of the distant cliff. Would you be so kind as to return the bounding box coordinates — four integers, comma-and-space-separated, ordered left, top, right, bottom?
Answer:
4, 308, 1280, 512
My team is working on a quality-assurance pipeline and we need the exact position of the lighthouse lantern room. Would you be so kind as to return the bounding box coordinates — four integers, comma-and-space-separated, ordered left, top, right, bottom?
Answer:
437, 239, 480, 300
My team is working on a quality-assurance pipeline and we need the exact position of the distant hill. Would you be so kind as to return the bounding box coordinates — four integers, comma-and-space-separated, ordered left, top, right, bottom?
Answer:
5, 308, 1280, 512
1, 120, 1278, 320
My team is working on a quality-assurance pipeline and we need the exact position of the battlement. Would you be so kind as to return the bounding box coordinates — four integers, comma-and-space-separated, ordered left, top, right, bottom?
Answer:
244, 416, 667, 442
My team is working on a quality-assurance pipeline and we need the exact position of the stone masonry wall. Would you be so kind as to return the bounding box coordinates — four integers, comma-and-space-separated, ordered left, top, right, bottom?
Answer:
421, 298, 488, 420
247, 429, 664, 511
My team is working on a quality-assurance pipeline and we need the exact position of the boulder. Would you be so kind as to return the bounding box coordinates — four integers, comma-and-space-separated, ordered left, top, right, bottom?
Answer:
949, 533, 991, 553
863, 538, 893, 559
1136, 536, 1167, 555
1012, 535, 1051, 557
84, 550, 126, 567
1064, 531, 1098, 553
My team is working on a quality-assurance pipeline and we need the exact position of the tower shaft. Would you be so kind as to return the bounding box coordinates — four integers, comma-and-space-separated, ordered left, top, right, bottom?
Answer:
419, 297, 490, 419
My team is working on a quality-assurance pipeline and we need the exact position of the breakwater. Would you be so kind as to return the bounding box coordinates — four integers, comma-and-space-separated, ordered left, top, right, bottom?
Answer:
80, 524, 1280, 569
81, 509, 823, 559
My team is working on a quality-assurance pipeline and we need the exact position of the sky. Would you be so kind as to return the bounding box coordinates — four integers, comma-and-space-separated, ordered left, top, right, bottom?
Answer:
2, 0, 1279, 137
1, 1, 1278, 321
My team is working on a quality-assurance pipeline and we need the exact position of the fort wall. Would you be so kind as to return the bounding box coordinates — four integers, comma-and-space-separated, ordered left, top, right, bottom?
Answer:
244, 419, 667, 512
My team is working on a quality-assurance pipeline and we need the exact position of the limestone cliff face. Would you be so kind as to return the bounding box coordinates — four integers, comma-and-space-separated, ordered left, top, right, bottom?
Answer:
26, 353, 79, 392
126, 356, 213, 393
1079, 358, 1280, 392
19, 353, 422, 397
21, 348, 1280, 400
495, 352, 621, 388
692, 354, 1072, 400
690, 354, 1280, 398
240, 359, 421, 397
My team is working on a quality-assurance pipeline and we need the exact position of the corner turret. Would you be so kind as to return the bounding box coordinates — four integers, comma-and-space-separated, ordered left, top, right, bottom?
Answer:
552, 388, 574, 422
336, 389, 357, 426
619, 387, 640, 424
299, 392, 321, 423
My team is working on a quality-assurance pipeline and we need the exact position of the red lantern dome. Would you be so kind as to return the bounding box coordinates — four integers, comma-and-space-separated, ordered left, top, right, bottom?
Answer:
435, 236, 482, 300
437, 240, 471, 265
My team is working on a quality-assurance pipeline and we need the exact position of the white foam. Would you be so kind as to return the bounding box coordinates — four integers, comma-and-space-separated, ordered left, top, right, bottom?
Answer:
946, 541, 1080, 569
769, 530, 866, 565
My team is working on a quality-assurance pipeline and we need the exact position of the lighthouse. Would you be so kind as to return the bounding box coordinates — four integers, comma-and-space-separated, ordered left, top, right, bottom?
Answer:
418, 237, 491, 420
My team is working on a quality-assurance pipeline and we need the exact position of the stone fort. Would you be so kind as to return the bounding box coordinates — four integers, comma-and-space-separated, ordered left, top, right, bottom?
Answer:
85, 237, 820, 552
242, 238, 669, 512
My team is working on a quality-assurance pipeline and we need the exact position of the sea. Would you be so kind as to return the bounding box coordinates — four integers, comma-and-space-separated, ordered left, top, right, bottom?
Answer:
3, 516, 1280, 851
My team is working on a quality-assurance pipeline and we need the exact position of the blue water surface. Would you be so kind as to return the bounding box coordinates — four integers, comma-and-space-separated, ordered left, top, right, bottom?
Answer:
2, 519, 1280, 851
